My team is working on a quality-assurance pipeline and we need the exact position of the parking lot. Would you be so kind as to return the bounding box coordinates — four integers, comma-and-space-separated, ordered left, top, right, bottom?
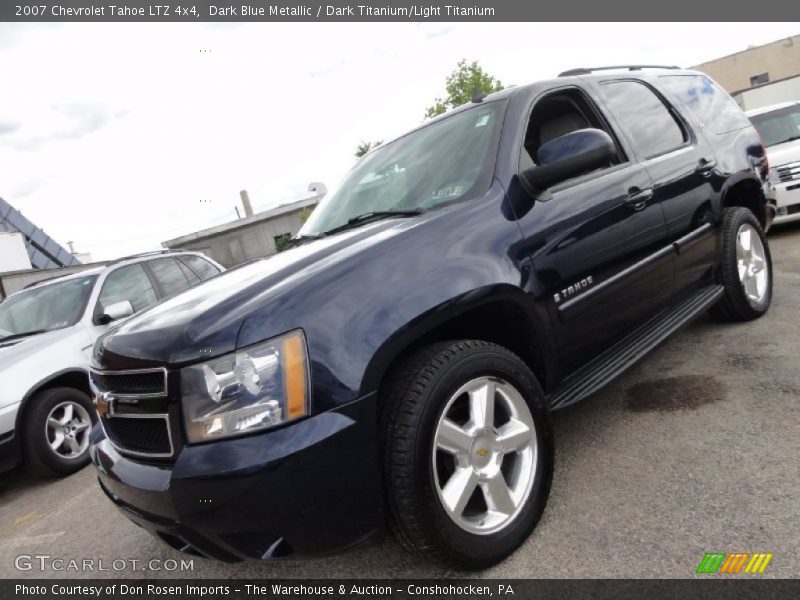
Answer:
1, 224, 798, 580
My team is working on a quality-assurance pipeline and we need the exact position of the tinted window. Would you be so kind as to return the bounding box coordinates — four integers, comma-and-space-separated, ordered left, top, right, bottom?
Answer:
749, 104, 800, 148
176, 260, 201, 284
600, 80, 686, 158
179, 255, 220, 280
660, 74, 750, 135
148, 258, 191, 296
0, 275, 97, 339
98, 264, 157, 313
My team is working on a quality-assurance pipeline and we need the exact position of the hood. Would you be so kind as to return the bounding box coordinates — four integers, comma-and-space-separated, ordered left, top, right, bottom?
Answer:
95, 217, 426, 369
766, 139, 800, 168
0, 327, 80, 373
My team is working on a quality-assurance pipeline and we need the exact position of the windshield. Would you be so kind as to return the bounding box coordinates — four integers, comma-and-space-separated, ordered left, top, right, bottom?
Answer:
0, 274, 97, 340
300, 101, 505, 235
750, 105, 800, 147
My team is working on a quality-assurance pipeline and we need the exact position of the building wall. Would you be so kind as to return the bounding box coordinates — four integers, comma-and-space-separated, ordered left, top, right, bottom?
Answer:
693, 35, 800, 94
734, 76, 800, 111
0, 232, 33, 273
164, 209, 305, 268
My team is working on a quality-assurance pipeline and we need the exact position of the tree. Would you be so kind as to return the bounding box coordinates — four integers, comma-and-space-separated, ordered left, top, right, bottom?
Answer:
298, 206, 313, 224
355, 140, 383, 158
425, 59, 504, 119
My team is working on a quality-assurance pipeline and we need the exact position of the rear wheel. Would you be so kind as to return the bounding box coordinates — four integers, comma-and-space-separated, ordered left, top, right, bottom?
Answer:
711, 207, 772, 321
382, 340, 553, 570
23, 387, 96, 477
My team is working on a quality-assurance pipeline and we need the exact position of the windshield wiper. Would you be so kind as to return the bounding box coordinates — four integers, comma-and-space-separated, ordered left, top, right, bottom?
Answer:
323, 208, 425, 236
773, 135, 800, 146
284, 233, 327, 250
0, 329, 48, 342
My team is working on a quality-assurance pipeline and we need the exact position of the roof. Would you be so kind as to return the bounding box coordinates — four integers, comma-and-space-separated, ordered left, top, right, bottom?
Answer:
745, 101, 800, 117
162, 195, 322, 247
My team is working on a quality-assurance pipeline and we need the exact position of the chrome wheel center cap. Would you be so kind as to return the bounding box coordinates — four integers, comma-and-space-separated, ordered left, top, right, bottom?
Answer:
469, 429, 501, 475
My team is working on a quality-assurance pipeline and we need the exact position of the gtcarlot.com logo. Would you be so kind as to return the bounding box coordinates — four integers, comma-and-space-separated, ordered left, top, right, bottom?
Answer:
14, 554, 194, 572
696, 552, 773, 574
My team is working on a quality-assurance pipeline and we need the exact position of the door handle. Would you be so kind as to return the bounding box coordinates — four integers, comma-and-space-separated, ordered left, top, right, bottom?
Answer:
695, 158, 716, 175
625, 187, 653, 211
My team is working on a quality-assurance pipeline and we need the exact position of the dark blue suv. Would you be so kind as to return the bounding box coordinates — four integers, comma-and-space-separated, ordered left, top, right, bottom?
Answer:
90, 66, 773, 570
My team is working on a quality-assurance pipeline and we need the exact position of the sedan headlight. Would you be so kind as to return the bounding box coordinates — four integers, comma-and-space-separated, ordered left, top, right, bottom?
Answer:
181, 330, 309, 443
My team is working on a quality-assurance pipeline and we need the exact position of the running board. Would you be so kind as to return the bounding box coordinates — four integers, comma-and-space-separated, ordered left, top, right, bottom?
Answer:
546, 285, 724, 410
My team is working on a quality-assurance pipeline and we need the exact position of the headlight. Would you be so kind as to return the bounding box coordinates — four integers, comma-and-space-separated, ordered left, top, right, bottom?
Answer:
181, 330, 309, 443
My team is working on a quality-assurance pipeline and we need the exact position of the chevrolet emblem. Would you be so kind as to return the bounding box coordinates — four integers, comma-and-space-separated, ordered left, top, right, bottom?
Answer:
475, 448, 489, 457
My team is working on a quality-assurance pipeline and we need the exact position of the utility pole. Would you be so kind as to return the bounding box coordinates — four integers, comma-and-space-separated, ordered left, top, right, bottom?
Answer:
240, 190, 254, 218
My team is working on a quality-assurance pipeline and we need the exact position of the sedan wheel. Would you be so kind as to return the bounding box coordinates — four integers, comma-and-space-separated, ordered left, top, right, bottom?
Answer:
46, 401, 93, 459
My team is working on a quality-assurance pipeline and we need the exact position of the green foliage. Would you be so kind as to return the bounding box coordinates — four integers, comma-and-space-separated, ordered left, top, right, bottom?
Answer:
355, 140, 383, 158
298, 206, 313, 224
425, 59, 504, 119
274, 233, 292, 253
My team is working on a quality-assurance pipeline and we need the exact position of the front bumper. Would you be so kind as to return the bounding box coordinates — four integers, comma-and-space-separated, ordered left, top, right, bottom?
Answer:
90, 393, 383, 561
772, 181, 800, 225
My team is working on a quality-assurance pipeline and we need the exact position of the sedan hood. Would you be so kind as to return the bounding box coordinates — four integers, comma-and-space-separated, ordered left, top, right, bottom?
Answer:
96, 218, 421, 369
0, 327, 79, 374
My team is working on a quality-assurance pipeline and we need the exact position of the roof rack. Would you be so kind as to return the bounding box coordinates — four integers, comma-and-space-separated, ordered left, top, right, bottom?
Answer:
558, 65, 681, 77
106, 249, 182, 266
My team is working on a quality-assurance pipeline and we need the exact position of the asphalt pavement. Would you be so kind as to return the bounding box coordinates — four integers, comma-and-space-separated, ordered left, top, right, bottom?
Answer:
2, 224, 798, 579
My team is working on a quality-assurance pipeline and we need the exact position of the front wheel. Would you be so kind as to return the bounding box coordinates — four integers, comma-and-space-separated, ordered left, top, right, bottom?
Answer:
382, 340, 554, 570
711, 207, 772, 321
23, 387, 97, 477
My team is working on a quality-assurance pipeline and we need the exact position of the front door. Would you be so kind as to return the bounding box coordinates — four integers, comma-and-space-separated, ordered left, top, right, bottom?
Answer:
514, 86, 674, 376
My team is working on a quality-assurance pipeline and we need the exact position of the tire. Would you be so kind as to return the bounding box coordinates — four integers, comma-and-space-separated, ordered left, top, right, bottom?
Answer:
711, 207, 772, 321
22, 387, 97, 478
382, 340, 554, 570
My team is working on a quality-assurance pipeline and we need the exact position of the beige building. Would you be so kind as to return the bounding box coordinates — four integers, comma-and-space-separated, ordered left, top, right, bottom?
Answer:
693, 34, 800, 94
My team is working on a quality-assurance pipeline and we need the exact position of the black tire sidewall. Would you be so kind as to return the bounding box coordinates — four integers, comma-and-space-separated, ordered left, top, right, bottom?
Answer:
720, 208, 772, 318
23, 387, 97, 477
405, 344, 553, 569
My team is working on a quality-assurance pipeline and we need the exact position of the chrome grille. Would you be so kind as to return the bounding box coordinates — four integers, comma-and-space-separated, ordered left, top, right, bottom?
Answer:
775, 160, 800, 184
90, 367, 167, 397
91, 367, 173, 458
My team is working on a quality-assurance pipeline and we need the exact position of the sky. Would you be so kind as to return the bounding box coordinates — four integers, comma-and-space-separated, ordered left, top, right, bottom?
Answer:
1, 22, 798, 260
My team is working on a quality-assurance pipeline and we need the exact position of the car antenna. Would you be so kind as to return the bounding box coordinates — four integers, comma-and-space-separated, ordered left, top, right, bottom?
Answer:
471, 86, 487, 103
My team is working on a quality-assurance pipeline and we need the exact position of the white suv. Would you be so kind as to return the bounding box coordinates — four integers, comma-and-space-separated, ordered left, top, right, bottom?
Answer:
747, 101, 800, 225
0, 251, 222, 477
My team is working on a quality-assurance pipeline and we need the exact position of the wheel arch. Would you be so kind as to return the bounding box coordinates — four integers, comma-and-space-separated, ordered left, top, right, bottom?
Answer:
361, 285, 554, 404
15, 369, 93, 433
720, 174, 768, 228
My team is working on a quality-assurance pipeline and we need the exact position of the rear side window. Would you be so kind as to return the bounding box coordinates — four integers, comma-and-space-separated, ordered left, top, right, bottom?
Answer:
599, 80, 687, 159
98, 264, 157, 313
659, 74, 750, 135
179, 255, 220, 280
147, 258, 192, 296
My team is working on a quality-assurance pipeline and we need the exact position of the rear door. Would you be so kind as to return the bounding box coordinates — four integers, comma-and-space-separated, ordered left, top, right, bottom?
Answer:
591, 77, 720, 295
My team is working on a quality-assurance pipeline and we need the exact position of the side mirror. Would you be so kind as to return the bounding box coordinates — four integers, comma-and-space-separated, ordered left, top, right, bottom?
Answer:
520, 128, 615, 195
98, 300, 135, 325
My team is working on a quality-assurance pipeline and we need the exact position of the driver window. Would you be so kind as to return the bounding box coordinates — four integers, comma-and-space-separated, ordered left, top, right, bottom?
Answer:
521, 89, 623, 172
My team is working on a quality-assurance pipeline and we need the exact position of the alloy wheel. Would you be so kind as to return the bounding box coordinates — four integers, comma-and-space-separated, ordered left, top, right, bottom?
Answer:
432, 376, 538, 535
45, 401, 92, 459
736, 223, 768, 304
